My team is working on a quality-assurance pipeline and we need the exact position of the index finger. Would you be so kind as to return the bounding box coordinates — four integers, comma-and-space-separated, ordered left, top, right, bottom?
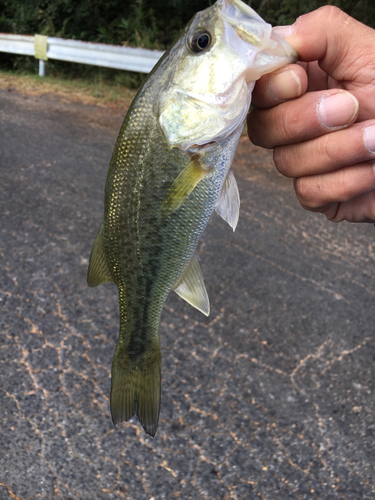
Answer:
277, 6, 375, 82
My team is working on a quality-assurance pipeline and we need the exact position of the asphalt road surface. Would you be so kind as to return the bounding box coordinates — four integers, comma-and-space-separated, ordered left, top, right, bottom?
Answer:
1, 88, 374, 500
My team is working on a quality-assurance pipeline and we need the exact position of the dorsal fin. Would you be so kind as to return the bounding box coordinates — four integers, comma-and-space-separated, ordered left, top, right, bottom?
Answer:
173, 253, 210, 316
87, 222, 113, 287
215, 170, 240, 231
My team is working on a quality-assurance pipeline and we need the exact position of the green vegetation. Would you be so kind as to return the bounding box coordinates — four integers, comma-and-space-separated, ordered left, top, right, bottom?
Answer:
0, 0, 207, 48
0, 0, 374, 85
251, 0, 375, 27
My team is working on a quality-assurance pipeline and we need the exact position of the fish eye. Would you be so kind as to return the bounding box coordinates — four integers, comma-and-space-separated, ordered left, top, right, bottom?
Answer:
189, 30, 212, 53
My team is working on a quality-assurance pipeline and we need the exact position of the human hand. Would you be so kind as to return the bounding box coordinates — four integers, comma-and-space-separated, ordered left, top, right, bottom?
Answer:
247, 6, 375, 222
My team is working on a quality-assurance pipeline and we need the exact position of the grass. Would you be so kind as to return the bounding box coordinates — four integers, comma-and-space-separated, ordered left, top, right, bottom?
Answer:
0, 69, 138, 108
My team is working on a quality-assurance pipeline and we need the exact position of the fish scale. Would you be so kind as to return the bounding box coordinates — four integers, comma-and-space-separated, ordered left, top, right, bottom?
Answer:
88, 0, 297, 436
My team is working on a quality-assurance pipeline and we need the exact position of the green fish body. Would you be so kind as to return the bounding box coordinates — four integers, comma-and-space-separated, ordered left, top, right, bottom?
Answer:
88, 0, 297, 436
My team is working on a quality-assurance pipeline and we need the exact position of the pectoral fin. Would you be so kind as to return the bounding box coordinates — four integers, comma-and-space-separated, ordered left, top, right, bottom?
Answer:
173, 253, 210, 316
161, 158, 211, 215
215, 170, 240, 231
87, 222, 112, 287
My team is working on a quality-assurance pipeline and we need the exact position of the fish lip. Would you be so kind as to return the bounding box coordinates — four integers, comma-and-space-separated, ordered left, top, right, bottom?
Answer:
224, 0, 265, 23
252, 30, 298, 65
271, 30, 299, 60
219, 8, 264, 48
219, 0, 299, 60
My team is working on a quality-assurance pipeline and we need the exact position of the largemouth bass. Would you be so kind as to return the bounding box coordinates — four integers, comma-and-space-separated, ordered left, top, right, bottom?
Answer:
88, 0, 297, 436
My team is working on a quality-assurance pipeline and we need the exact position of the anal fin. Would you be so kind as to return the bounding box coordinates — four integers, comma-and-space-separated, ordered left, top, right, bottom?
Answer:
87, 222, 112, 287
173, 253, 210, 316
215, 170, 240, 231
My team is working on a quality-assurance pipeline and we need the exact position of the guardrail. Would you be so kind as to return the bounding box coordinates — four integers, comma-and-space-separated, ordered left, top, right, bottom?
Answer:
0, 33, 164, 76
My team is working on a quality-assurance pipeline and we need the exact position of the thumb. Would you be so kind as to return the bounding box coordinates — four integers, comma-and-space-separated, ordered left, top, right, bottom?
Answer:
275, 6, 375, 83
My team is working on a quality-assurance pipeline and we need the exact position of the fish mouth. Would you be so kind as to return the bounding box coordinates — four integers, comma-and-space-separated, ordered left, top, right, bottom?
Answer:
271, 31, 299, 60
220, 0, 298, 60
227, 0, 263, 17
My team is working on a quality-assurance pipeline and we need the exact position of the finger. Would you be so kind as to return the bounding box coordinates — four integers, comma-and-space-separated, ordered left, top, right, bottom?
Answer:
274, 121, 375, 178
327, 190, 375, 222
294, 163, 375, 214
274, 6, 375, 81
303, 61, 342, 92
248, 89, 359, 149
252, 64, 307, 108
304, 61, 326, 91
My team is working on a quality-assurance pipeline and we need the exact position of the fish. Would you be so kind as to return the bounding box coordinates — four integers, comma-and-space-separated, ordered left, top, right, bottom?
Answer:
87, 0, 297, 436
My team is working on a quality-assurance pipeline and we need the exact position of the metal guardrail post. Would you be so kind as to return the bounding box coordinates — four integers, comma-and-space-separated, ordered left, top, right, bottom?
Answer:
39, 60, 45, 77
34, 35, 48, 77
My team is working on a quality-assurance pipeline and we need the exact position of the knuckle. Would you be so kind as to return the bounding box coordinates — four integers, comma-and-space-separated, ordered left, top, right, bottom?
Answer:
337, 169, 350, 198
276, 107, 294, 142
294, 177, 322, 210
248, 113, 274, 149
247, 111, 263, 146
296, 5, 344, 29
316, 5, 344, 20
273, 147, 289, 176
335, 166, 363, 202
319, 134, 337, 165
326, 204, 343, 222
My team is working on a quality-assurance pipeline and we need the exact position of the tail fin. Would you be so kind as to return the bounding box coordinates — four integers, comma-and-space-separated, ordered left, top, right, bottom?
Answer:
110, 345, 161, 437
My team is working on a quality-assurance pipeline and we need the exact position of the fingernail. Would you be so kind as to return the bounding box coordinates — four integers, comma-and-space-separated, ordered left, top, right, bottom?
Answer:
318, 92, 358, 128
269, 69, 301, 101
272, 25, 295, 38
364, 125, 375, 154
